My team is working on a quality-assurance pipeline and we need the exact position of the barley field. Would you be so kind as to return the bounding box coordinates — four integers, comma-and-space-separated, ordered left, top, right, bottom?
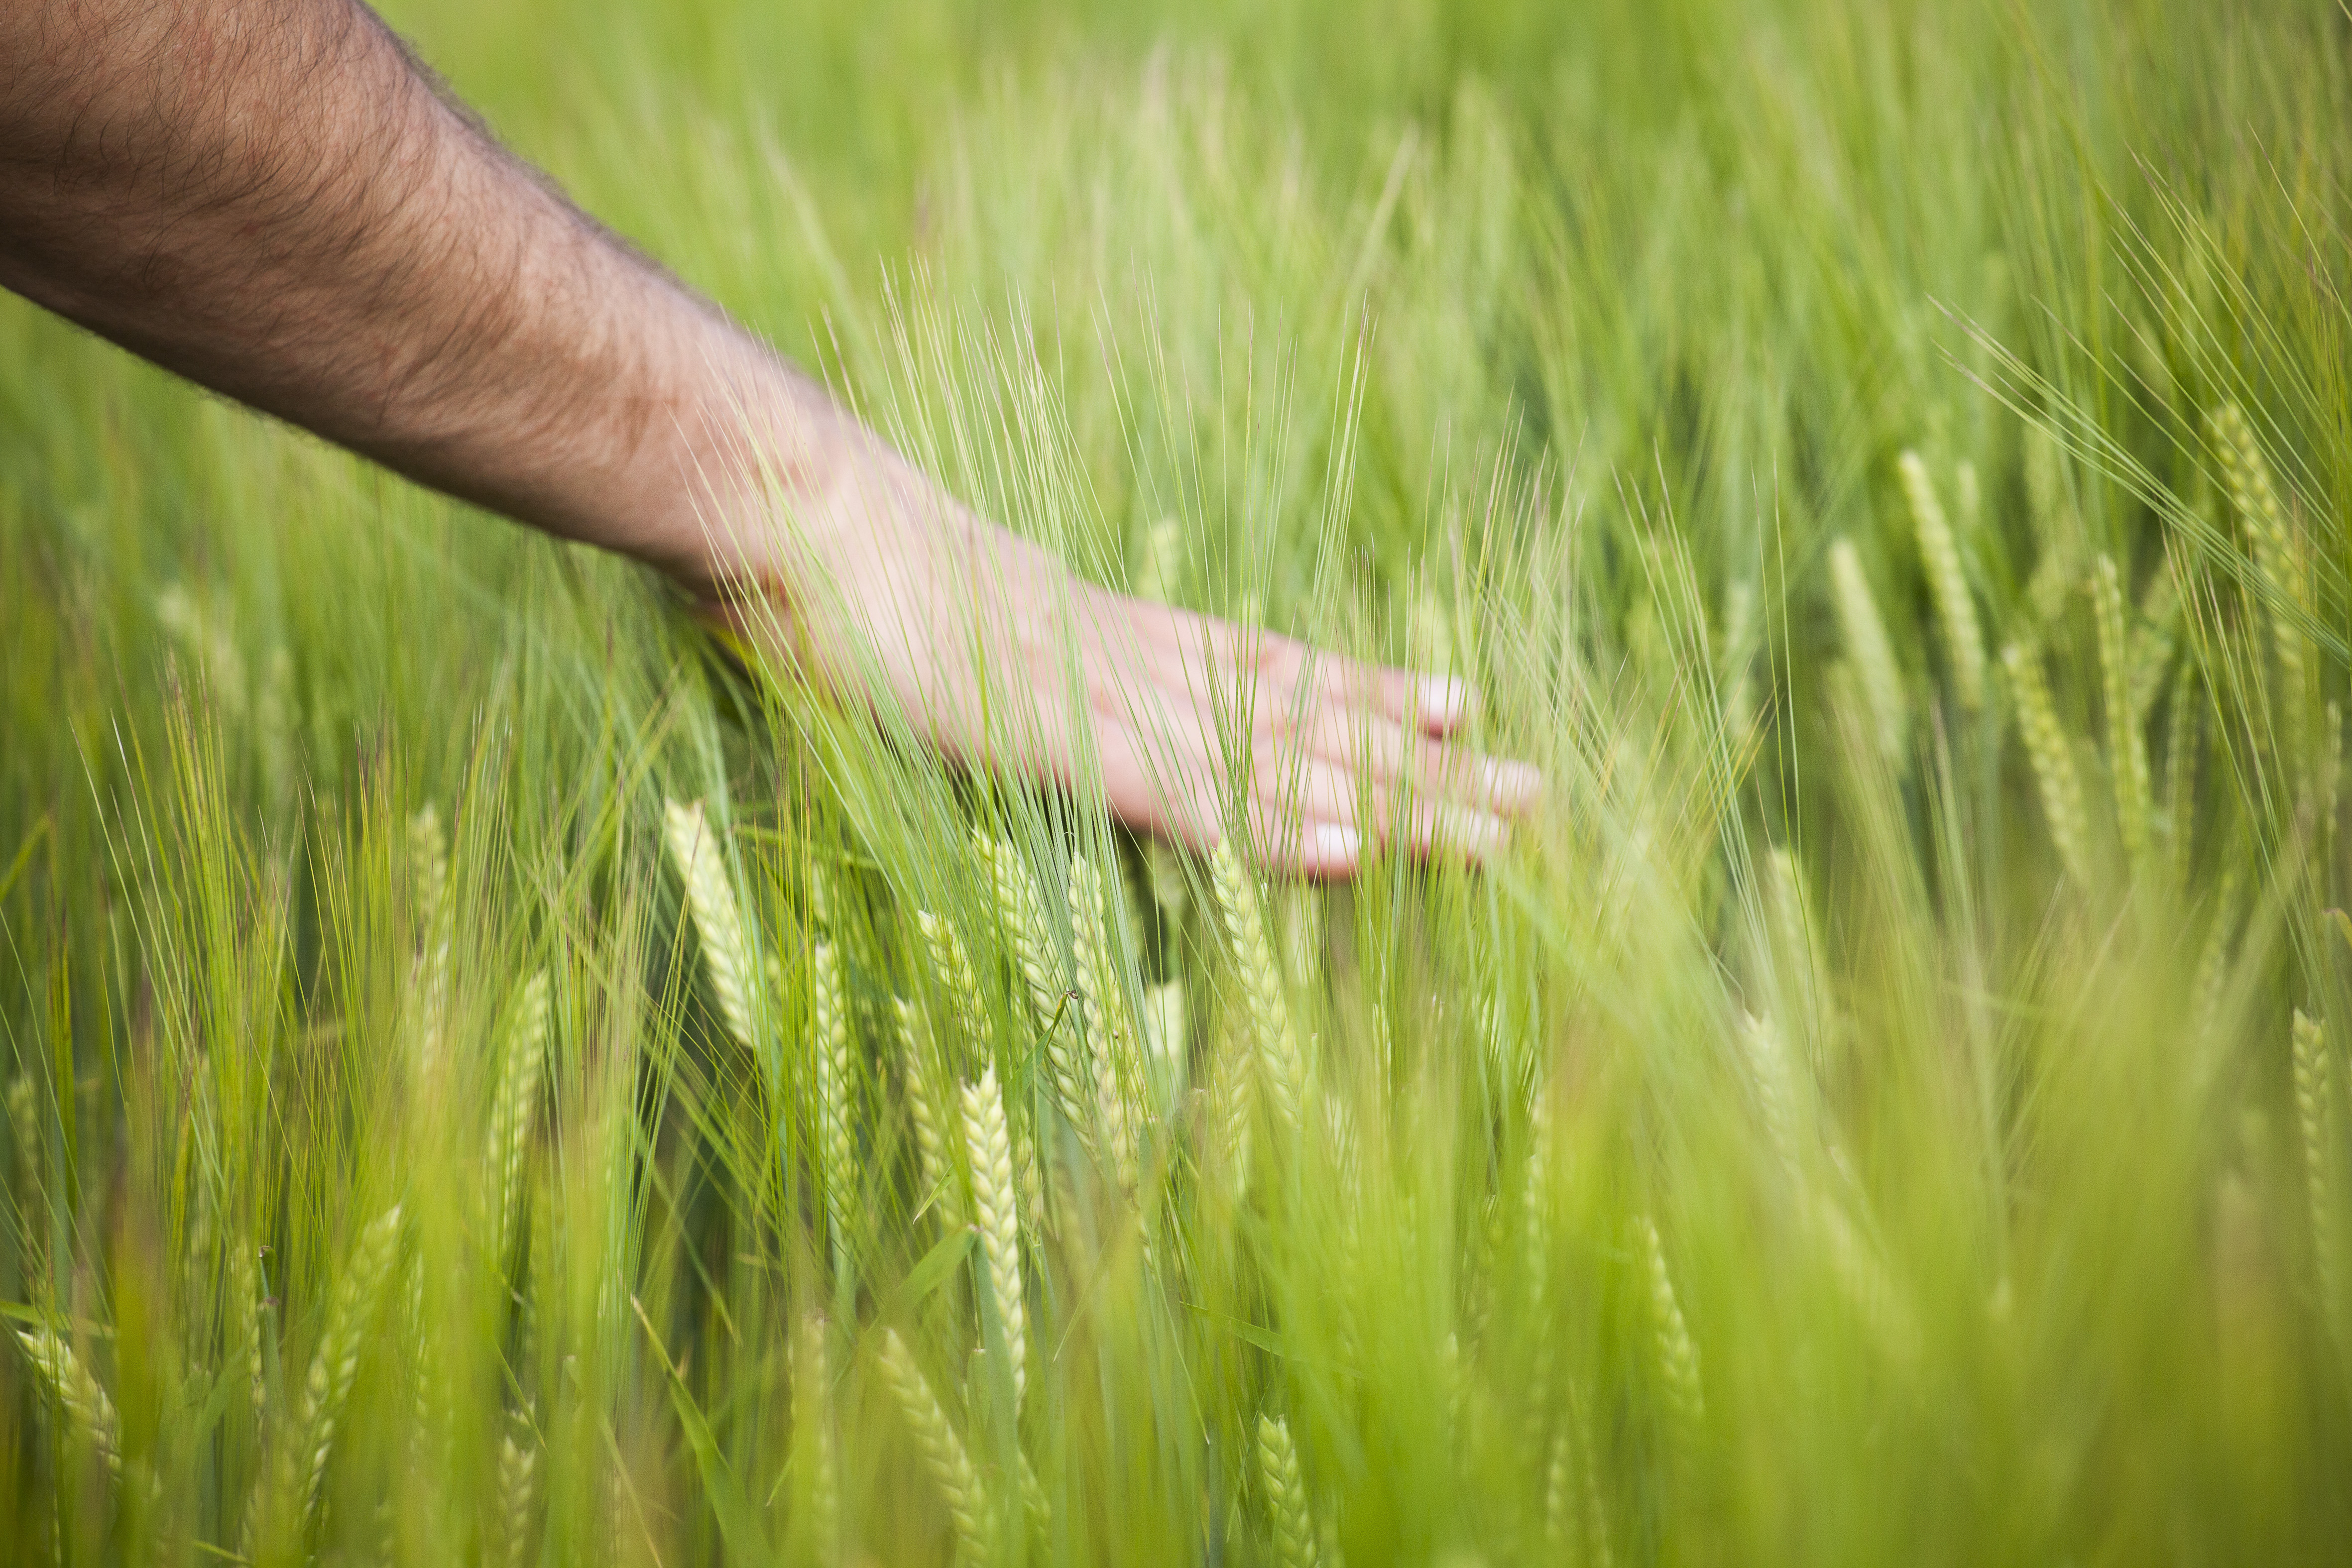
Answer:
4, 0, 2351, 1563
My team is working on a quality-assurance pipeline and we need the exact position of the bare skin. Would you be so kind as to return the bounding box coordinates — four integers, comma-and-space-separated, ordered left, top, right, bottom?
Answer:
0, 0, 1540, 874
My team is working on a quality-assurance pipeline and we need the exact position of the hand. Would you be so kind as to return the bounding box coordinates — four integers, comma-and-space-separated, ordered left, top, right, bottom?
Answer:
709, 425, 1543, 878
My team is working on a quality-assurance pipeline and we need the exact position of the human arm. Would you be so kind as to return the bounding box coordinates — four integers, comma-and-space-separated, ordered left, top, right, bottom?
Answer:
0, 0, 1539, 871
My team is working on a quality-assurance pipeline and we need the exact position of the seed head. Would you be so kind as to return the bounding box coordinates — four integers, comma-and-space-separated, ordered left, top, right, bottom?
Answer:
1899, 452, 1986, 712
962, 1066, 1027, 1406
1829, 539, 1905, 766
2002, 643, 2091, 888
1211, 842, 1302, 1133
663, 798, 760, 1050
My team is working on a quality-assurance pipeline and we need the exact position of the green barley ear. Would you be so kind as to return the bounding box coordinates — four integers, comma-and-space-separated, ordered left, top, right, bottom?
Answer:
2129, 567, 2182, 724
2023, 425, 2085, 629
406, 803, 452, 1083
2093, 557, 2153, 871
1899, 452, 1986, 712
2191, 867, 2242, 1043
1637, 1216, 1704, 1440
293, 1202, 406, 1527
1542, 1407, 1611, 1568
2163, 662, 2202, 887
1143, 981, 1187, 1069
15, 1326, 119, 1477
2212, 402, 2310, 753
231, 1239, 268, 1417
493, 1403, 539, 1568
2002, 643, 2092, 888
2291, 1011, 2342, 1334
962, 1065, 1027, 1407
874, 1329, 992, 1565
1720, 577, 1760, 742
1829, 540, 1905, 766
1070, 855, 1141, 1181
1211, 841, 1302, 1134
1256, 1414, 1323, 1568
485, 971, 550, 1268
1763, 848, 1834, 1064
974, 833, 1061, 1022
663, 798, 759, 1050
790, 1313, 842, 1562
810, 942, 857, 1240
897, 998, 962, 1229
1738, 1009, 1805, 1180
1025, 880, 1100, 1163
1208, 1013, 1258, 1195
917, 911, 987, 1044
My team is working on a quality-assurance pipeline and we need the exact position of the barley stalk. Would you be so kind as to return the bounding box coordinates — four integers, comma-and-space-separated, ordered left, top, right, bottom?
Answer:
962, 1066, 1027, 1407
1142, 981, 1186, 1069
664, 798, 760, 1051
155, 582, 250, 712
791, 1313, 841, 1560
976, 835, 1061, 1022
1899, 452, 1986, 712
2022, 425, 2084, 630
2212, 402, 2309, 759
2002, 642, 2092, 888
407, 803, 452, 1085
1070, 855, 1140, 1181
2129, 567, 2181, 723
1209, 1014, 1257, 1194
294, 1202, 405, 1526
2192, 868, 2241, 1043
487, 971, 550, 1266
2093, 557, 2153, 871
16, 1327, 119, 1476
811, 942, 857, 1238
1637, 1215, 1704, 1438
1211, 841, 1302, 1133
1829, 539, 1905, 766
919, 911, 988, 1045
494, 1408, 539, 1568
2292, 1011, 2342, 1328
232, 1240, 267, 1417
899, 998, 963, 1229
1721, 576, 1760, 741
1813, 1195, 1920, 1368
1256, 1414, 1322, 1568
875, 1329, 992, 1565
1738, 1009, 1804, 1180
2164, 663, 2202, 886
1541, 1424, 1577, 1558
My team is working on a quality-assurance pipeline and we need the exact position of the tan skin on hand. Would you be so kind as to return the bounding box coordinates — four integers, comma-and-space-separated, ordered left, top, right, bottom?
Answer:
703, 399, 1542, 876
0, 0, 1541, 874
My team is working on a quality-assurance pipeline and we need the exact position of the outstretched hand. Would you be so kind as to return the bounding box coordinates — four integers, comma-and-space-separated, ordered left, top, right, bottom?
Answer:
709, 431, 1543, 878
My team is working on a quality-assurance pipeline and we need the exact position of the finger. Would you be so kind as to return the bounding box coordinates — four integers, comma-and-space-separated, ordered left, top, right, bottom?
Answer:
1239, 800, 1364, 880
1247, 745, 1366, 830
1243, 740, 1515, 867
1168, 609, 1471, 738
1261, 635, 1479, 737
1388, 796, 1516, 862
1300, 706, 1543, 817
1093, 708, 1222, 851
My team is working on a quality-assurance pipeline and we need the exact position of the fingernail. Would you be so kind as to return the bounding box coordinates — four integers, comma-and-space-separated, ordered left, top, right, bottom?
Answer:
1418, 675, 1469, 724
1307, 822, 1362, 864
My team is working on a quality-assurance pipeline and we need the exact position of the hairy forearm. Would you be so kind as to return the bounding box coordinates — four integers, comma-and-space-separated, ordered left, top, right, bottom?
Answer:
0, 0, 842, 588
